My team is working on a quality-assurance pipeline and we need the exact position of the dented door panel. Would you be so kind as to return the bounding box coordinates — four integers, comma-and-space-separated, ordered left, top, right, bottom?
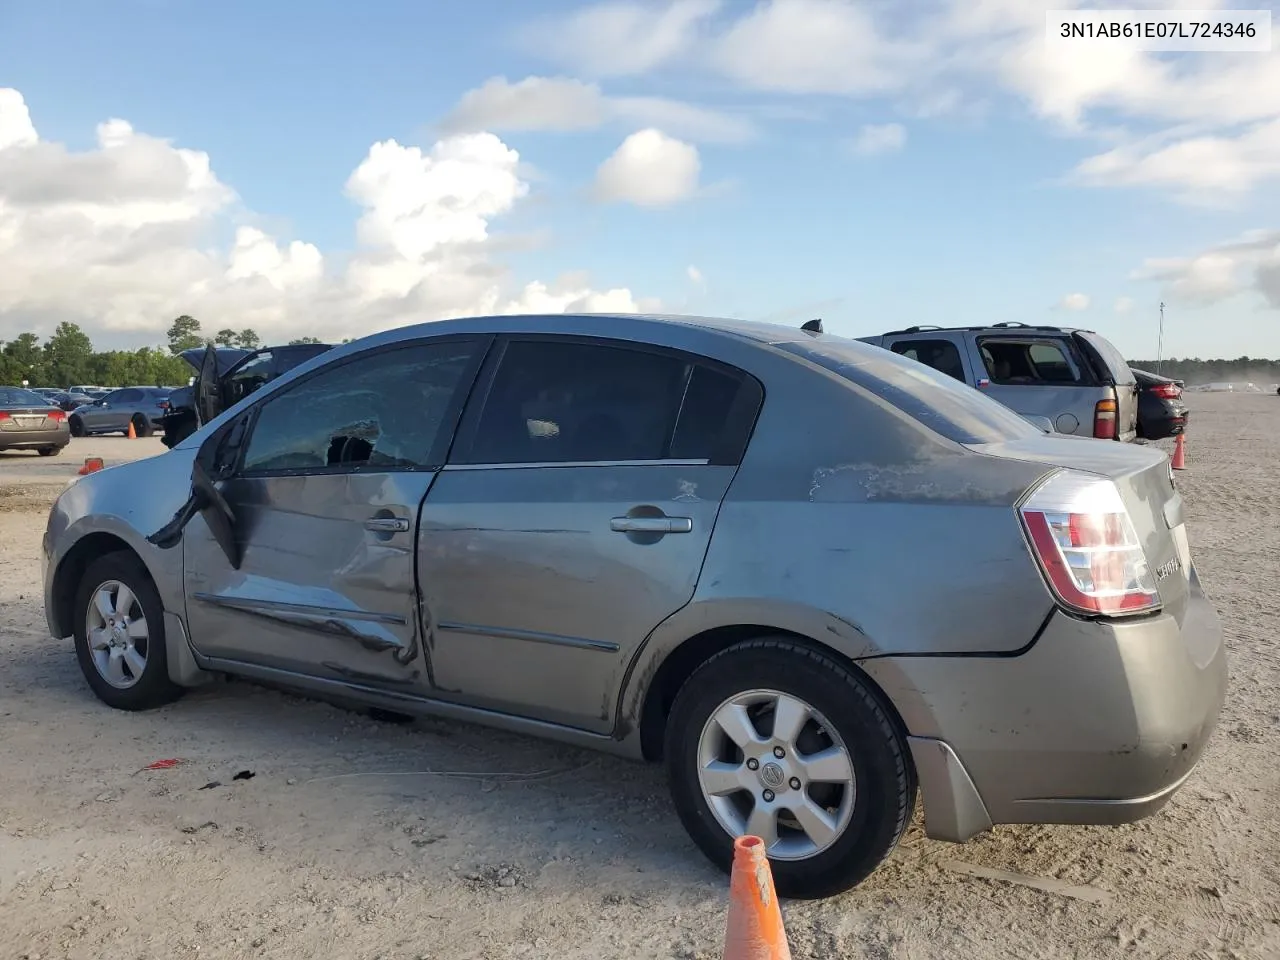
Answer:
183, 471, 437, 687
419, 464, 734, 732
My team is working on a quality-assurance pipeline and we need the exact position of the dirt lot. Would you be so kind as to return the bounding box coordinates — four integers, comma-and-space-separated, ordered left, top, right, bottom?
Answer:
2, 401, 1278, 960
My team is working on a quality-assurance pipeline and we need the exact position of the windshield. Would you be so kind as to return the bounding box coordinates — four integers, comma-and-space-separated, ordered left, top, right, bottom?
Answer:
780, 336, 1043, 444
0, 387, 53, 407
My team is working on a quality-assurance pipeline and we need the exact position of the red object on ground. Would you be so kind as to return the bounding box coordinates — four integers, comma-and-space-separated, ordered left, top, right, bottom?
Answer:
1172, 433, 1187, 470
141, 758, 184, 770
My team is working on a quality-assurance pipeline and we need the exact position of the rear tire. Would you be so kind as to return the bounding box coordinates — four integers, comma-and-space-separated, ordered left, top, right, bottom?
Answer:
72, 552, 183, 711
37, 446, 60, 457
127, 413, 152, 438
664, 638, 915, 900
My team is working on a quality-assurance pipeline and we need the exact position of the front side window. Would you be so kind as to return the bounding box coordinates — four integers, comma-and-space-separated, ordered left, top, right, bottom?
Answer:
460, 339, 751, 465
240, 340, 480, 473
108, 389, 143, 404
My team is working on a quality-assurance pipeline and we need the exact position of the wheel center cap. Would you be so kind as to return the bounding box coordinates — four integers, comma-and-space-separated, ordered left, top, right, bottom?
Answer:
759, 762, 785, 788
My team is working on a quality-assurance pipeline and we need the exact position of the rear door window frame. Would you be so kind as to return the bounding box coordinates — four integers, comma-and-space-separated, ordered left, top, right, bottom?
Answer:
446, 333, 764, 469
882, 334, 974, 384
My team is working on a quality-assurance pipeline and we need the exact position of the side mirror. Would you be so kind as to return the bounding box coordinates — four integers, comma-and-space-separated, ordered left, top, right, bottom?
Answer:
146, 417, 246, 568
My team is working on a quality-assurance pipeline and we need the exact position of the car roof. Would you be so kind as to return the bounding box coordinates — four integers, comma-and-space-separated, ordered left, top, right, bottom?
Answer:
877, 323, 1087, 337
349, 312, 823, 355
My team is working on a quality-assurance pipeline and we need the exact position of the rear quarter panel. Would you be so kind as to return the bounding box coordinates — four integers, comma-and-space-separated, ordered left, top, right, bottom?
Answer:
617, 347, 1057, 727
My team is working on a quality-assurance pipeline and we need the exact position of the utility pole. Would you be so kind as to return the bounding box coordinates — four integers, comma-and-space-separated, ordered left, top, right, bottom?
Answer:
1157, 301, 1165, 377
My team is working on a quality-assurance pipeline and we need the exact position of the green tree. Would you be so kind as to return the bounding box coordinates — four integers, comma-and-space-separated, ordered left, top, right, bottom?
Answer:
289, 336, 323, 345
214, 328, 239, 347
235, 328, 261, 349
2, 332, 47, 384
166, 315, 205, 355
44, 322, 95, 386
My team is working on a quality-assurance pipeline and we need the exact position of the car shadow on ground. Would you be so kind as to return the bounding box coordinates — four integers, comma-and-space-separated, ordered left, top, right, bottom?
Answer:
3, 625, 729, 893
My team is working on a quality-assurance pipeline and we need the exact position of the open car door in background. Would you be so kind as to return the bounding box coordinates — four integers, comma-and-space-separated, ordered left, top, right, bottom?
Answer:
195, 343, 222, 427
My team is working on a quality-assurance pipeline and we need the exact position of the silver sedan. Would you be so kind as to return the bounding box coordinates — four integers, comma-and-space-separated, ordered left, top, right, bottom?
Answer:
42, 313, 1227, 899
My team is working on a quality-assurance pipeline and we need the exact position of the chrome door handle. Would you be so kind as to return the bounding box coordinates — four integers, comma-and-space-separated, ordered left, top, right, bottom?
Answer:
610, 516, 693, 534
365, 517, 409, 533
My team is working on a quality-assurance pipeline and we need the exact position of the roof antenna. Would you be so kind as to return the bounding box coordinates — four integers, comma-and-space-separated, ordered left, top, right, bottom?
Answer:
800, 318, 823, 335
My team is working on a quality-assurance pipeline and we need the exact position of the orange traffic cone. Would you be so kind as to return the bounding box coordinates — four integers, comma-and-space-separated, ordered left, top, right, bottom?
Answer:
1171, 433, 1186, 470
721, 836, 792, 960
127, 420, 137, 440
77, 457, 104, 476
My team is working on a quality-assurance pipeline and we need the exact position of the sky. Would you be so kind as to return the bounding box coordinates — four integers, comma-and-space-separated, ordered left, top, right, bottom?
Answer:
1, 0, 1278, 361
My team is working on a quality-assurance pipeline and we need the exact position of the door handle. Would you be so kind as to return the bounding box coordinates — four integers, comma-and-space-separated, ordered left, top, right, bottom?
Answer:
610, 516, 693, 534
364, 517, 409, 533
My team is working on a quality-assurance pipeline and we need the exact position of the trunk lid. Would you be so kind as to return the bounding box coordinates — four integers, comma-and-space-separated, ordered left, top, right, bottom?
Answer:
0, 406, 61, 431
973, 434, 1191, 622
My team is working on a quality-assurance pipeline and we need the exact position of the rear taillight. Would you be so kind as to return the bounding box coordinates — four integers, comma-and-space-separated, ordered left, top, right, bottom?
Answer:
1020, 470, 1160, 617
1151, 383, 1181, 400
0, 411, 9, 421
47, 409, 66, 422
1093, 398, 1117, 439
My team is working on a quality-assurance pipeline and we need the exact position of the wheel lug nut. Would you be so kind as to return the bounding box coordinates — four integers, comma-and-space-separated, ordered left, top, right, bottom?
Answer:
773, 746, 785, 758
746, 758, 759, 771
762, 790, 775, 802
789, 777, 801, 790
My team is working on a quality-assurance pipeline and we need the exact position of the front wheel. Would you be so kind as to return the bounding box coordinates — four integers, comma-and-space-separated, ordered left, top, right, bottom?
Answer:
72, 552, 183, 710
69, 417, 85, 437
664, 638, 915, 900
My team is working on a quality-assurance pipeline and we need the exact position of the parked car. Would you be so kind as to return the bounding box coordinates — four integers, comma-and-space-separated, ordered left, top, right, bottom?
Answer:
0, 386, 70, 456
68, 386, 172, 437
43, 391, 95, 412
858, 322, 1140, 441
42, 313, 1226, 899
158, 342, 334, 449
1131, 368, 1189, 440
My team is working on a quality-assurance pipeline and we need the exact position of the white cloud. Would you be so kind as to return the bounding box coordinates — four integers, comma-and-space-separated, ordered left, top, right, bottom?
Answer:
1071, 119, 1280, 201
440, 75, 754, 143
711, 0, 914, 96
1132, 231, 1280, 308
522, 0, 721, 77
594, 129, 701, 207
0, 88, 651, 345
848, 123, 906, 156
1059, 292, 1091, 311
687, 264, 705, 286
1114, 296, 1134, 315
502, 273, 659, 314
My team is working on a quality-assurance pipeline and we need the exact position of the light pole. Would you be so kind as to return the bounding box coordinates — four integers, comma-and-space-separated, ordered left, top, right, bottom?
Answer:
1156, 301, 1165, 377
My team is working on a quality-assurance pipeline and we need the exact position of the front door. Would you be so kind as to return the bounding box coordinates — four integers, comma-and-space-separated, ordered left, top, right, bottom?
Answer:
182, 336, 489, 689
419, 336, 762, 733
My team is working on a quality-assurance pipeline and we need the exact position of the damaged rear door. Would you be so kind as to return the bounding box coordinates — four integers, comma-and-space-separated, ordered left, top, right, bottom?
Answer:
179, 336, 489, 690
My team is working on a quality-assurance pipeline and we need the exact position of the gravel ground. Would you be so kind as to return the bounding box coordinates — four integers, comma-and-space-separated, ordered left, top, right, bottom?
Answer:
1, 397, 1277, 960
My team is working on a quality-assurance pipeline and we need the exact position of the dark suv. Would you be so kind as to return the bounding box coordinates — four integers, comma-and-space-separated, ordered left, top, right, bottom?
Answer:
159, 342, 334, 448
859, 323, 1139, 441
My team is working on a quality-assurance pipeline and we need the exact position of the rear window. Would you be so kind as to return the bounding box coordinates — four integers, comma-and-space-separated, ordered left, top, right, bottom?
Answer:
780, 336, 1042, 444
0, 387, 50, 407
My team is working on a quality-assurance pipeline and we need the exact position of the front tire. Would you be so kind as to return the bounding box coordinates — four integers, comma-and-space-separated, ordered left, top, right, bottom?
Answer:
69, 417, 85, 437
72, 552, 183, 710
664, 638, 915, 900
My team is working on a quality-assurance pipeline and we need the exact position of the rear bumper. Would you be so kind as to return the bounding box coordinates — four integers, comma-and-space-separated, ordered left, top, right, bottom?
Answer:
1142, 404, 1189, 440
0, 427, 70, 449
864, 566, 1227, 841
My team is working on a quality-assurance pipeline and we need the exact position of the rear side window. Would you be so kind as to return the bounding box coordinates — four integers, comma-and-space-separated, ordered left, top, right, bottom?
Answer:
226, 351, 276, 406
459, 339, 754, 465
240, 340, 480, 473
978, 339, 1082, 385
889, 339, 966, 382
781, 337, 1041, 444
109, 389, 144, 404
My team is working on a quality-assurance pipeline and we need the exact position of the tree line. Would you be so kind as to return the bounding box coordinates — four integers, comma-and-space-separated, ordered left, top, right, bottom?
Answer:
1126, 357, 1280, 385
0, 315, 324, 389
5, 316, 1278, 390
